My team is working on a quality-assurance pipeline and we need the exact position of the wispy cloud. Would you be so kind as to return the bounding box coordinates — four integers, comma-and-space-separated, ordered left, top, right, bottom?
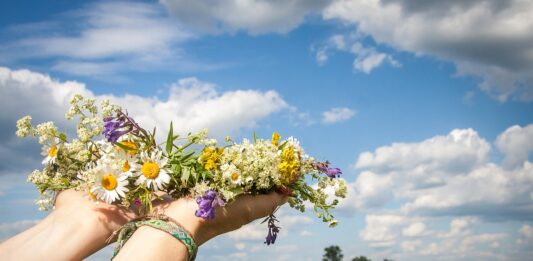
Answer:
322, 107, 356, 124
160, 0, 329, 35
0, 1, 226, 78
313, 33, 400, 73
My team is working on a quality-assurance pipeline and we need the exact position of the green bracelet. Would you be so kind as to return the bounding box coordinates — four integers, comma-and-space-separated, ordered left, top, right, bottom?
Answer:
111, 218, 198, 261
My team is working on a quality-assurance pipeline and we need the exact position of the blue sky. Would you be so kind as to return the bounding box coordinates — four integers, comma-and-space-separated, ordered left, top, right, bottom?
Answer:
1, 1, 533, 260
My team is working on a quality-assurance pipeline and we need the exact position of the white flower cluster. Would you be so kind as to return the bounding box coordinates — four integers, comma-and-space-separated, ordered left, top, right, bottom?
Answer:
206, 137, 312, 202
36, 190, 56, 211
15, 116, 32, 137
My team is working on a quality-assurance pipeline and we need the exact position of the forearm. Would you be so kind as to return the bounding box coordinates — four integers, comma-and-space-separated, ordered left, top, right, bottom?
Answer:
0, 208, 111, 260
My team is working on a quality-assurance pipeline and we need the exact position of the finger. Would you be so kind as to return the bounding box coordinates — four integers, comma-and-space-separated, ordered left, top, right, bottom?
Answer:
228, 192, 287, 222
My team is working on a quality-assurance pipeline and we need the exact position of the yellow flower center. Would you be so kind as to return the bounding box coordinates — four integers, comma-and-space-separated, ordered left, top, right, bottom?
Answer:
123, 160, 130, 172
48, 145, 58, 157
231, 172, 239, 182
101, 174, 118, 191
142, 162, 160, 179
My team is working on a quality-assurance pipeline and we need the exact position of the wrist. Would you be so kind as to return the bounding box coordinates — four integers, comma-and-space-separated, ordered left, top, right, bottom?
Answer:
114, 226, 189, 261
160, 198, 214, 246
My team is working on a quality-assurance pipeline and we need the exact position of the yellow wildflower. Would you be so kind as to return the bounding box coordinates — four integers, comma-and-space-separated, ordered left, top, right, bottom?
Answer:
278, 146, 300, 185
271, 132, 281, 146
200, 147, 224, 171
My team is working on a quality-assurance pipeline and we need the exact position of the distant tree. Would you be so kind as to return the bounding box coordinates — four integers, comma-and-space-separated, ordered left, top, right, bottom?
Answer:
351, 256, 371, 261
323, 245, 343, 261
383, 259, 394, 261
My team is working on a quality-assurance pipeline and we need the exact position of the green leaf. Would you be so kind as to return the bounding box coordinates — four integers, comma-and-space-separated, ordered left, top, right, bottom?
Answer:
181, 151, 195, 161
58, 133, 67, 142
253, 131, 257, 143
166, 121, 174, 154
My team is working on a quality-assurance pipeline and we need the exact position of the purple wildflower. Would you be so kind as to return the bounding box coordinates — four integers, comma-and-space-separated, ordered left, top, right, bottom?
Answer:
314, 161, 342, 178
263, 214, 281, 245
102, 109, 148, 144
314, 161, 330, 173
195, 190, 225, 219
102, 115, 132, 143
326, 167, 342, 178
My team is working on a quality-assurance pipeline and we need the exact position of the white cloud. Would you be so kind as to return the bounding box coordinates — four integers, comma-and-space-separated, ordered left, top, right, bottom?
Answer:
0, 66, 288, 174
360, 214, 406, 246
314, 34, 400, 73
351, 171, 393, 209
351, 125, 533, 259
226, 208, 312, 241
496, 124, 533, 169
353, 126, 533, 220
322, 107, 356, 124
104, 77, 288, 138
300, 230, 312, 237
160, 0, 330, 35
355, 128, 490, 173
401, 240, 422, 252
323, 0, 533, 101
0, 1, 193, 77
402, 222, 426, 237
517, 224, 533, 251
519, 224, 533, 239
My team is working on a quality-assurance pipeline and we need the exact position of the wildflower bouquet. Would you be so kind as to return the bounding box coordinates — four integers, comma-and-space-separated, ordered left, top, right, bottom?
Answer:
16, 94, 347, 244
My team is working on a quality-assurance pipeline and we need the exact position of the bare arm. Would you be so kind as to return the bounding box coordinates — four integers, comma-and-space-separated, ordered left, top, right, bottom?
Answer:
114, 192, 288, 261
0, 189, 136, 260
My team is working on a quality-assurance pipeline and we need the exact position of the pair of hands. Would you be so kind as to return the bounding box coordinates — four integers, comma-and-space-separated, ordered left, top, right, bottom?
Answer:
56, 189, 287, 258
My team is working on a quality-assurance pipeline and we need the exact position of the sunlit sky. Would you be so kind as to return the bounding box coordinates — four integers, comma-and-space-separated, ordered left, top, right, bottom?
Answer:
1, 1, 533, 260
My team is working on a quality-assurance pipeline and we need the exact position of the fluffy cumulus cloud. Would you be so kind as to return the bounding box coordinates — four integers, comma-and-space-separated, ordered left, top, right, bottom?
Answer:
342, 125, 533, 259
496, 124, 533, 169
0, 1, 192, 77
159, 0, 330, 35
322, 107, 356, 124
323, 0, 533, 101
0, 66, 288, 177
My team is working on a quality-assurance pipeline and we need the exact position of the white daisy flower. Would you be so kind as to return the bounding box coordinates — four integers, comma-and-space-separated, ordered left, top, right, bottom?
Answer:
222, 163, 241, 186
115, 150, 140, 177
135, 150, 170, 191
41, 140, 60, 165
91, 165, 129, 204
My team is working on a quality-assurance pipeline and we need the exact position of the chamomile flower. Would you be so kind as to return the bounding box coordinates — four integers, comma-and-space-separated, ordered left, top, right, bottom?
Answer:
115, 149, 140, 177
221, 163, 241, 186
91, 165, 129, 204
41, 140, 60, 165
135, 150, 170, 191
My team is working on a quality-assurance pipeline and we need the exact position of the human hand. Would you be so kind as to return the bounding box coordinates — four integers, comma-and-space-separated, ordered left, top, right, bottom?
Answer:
156, 192, 288, 245
0, 189, 138, 261
53, 189, 137, 238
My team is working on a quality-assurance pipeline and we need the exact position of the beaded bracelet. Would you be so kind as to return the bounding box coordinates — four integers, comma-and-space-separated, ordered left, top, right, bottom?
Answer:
111, 215, 198, 261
